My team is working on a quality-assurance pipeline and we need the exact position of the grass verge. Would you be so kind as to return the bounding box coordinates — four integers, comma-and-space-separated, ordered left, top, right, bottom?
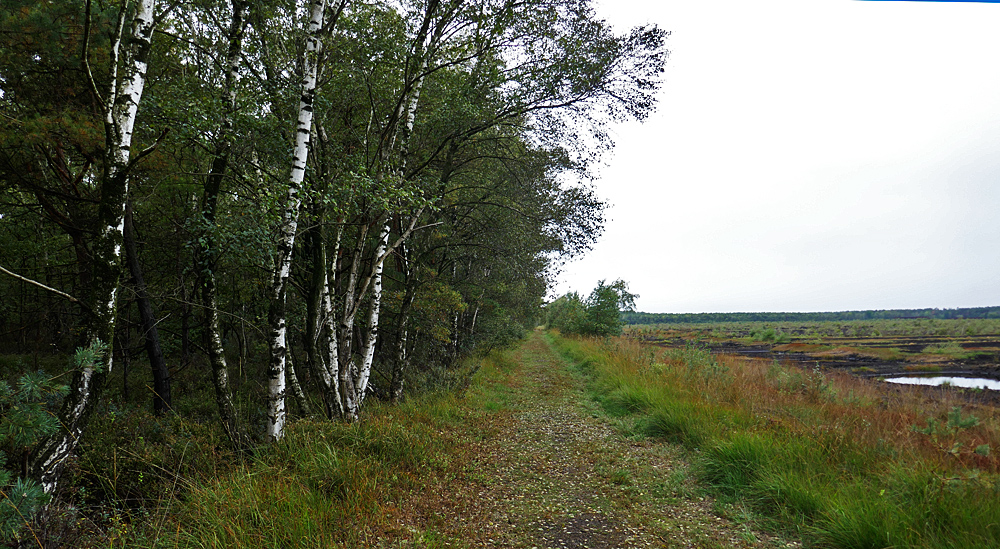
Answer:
548, 332, 1000, 548
111, 351, 520, 549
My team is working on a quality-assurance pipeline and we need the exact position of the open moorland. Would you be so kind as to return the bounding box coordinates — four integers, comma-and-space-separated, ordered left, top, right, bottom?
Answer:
627, 318, 1000, 383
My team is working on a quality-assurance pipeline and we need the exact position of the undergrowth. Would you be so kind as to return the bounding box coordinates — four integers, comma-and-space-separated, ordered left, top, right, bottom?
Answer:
133, 382, 498, 548
548, 332, 1000, 548
6, 350, 518, 548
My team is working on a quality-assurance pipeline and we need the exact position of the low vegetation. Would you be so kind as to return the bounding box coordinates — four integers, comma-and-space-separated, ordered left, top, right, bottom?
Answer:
546, 279, 638, 337
629, 318, 1000, 371
622, 307, 1000, 325
549, 332, 1000, 548
628, 318, 1000, 340
11, 333, 785, 548
13, 325, 1000, 547
9, 355, 496, 547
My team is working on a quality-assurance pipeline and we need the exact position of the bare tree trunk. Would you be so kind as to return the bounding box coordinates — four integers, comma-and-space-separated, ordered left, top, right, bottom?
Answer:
355, 224, 389, 407
336, 223, 368, 421
267, 0, 338, 441
123, 202, 170, 414
322, 222, 344, 418
389, 289, 413, 403
286, 350, 312, 417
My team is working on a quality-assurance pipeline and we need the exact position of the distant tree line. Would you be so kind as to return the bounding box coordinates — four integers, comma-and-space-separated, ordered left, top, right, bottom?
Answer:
622, 306, 1000, 325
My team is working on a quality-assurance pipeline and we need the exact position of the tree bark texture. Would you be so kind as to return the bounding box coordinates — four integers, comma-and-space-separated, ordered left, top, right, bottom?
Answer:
267, 0, 329, 441
198, 0, 252, 450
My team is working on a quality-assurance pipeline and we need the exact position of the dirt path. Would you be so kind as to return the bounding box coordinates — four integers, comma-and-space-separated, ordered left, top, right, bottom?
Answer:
383, 332, 796, 548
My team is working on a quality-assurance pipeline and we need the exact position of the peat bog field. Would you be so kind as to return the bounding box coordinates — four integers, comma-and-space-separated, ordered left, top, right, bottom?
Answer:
628, 318, 1000, 401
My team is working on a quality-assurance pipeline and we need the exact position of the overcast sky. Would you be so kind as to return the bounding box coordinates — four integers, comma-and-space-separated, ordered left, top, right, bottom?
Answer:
554, 0, 1000, 313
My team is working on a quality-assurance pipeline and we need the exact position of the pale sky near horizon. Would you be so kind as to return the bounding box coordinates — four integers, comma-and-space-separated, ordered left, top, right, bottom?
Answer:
553, 0, 1000, 314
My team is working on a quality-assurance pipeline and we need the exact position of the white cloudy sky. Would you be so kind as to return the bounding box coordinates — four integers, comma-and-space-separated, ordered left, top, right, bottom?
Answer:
554, 0, 1000, 313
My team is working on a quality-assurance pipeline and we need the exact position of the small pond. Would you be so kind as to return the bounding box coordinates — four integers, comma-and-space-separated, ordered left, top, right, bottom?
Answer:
884, 376, 1000, 391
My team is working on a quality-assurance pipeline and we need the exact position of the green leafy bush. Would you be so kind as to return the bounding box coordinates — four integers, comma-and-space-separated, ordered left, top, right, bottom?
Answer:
547, 279, 637, 337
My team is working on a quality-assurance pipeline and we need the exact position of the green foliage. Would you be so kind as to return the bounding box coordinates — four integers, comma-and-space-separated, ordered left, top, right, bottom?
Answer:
409, 282, 467, 344
640, 402, 706, 446
751, 327, 790, 344
547, 279, 637, 337
153, 396, 465, 548
545, 291, 588, 334
581, 279, 638, 337
0, 359, 71, 540
700, 434, 775, 496
912, 407, 988, 458
0, 473, 47, 540
1, 0, 670, 537
77, 408, 236, 508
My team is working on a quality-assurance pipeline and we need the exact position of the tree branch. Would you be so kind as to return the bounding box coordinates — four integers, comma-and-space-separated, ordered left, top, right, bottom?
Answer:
82, 0, 106, 110
124, 128, 170, 174
0, 264, 92, 315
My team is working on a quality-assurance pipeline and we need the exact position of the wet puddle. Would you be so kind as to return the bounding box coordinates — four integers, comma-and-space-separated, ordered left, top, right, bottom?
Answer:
885, 376, 1000, 391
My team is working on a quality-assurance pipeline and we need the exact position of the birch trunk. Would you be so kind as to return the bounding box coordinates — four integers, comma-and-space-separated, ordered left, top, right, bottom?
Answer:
356, 224, 389, 406
322, 223, 344, 418
389, 287, 413, 403
198, 0, 251, 450
286, 350, 312, 416
267, 0, 328, 441
313, 0, 439, 418
30, 0, 157, 494
336, 223, 368, 421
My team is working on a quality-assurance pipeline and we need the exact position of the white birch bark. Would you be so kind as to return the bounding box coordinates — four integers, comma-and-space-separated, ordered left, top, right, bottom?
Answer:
356, 224, 389, 405
266, 0, 327, 441
286, 349, 312, 416
322, 222, 344, 417
336, 223, 368, 420
32, 0, 156, 494
317, 0, 439, 419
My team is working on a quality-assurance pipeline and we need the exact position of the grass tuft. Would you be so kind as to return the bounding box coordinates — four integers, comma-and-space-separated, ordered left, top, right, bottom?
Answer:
640, 402, 705, 445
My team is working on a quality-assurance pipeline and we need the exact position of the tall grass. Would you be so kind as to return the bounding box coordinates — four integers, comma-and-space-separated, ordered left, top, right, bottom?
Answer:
548, 333, 1000, 548
113, 350, 520, 549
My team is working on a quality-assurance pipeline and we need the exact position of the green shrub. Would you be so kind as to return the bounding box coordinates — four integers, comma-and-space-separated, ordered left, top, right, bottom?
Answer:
547, 279, 637, 337
77, 409, 235, 508
752, 327, 790, 344
0, 348, 86, 541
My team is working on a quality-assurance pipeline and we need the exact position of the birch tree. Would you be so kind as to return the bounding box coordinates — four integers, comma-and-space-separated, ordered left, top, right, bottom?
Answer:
375, 0, 666, 396
288, 0, 665, 411
266, 0, 353, 440
0, 0, 162, 494
190, 0, 254, 449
